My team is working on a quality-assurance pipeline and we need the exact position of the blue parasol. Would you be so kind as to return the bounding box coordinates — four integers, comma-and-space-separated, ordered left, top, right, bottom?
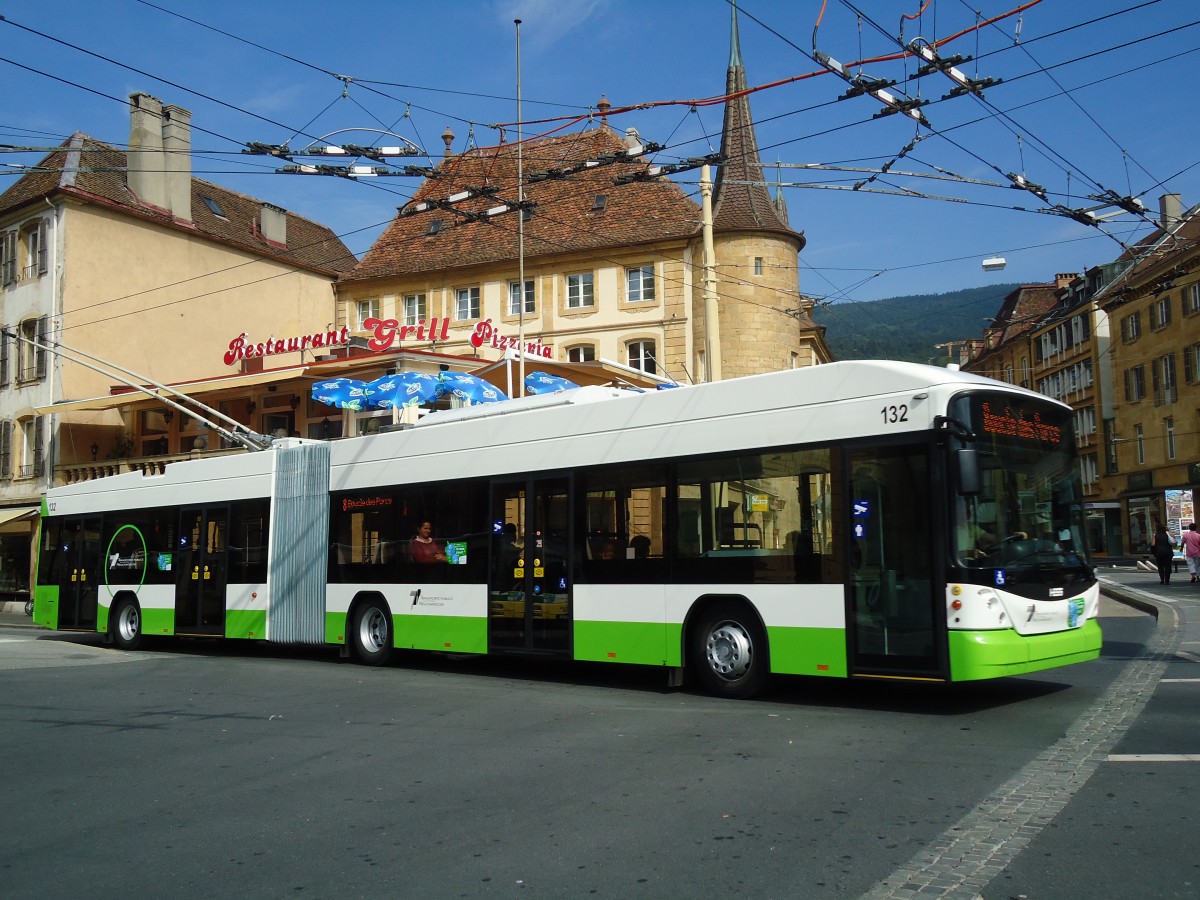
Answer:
364, 372, 444, 409
440, 371, 508, 404
311, 378, 371, 411
524, 371, 579, 395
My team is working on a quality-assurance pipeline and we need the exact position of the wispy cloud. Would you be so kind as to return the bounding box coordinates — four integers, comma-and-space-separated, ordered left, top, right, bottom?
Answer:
492, 0, 615, 52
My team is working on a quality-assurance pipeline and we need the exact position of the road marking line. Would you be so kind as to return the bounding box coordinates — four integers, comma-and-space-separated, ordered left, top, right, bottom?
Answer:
1176, 650, 1200, 663
864, 590, 1181, 899
1162, 678, 1200, 683
1108, 754, 1200, 762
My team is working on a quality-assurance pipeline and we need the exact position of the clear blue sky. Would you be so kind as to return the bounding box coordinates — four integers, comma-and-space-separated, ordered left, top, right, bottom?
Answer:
2, 0, 1196, 304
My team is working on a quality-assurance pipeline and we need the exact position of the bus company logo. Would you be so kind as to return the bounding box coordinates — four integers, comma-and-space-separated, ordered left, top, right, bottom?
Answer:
412, 592, 448, 608
342, 496, 394, 512
979, 402, 1062, 445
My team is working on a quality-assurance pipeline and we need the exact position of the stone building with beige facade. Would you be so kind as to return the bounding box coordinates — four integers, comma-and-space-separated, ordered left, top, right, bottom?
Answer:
1093, 195, 1200, 553
337, 15, 830, 384
961, 195, 1199, 557
0, 93, 355, 602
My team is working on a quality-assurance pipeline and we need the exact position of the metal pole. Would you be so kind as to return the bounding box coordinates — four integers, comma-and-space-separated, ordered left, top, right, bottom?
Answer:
515, 18, 526, 398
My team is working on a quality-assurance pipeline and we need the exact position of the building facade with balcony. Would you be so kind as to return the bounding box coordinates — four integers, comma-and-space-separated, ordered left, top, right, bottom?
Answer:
1024, 268, 1126, 554
961, 195, 1198, 558
1094, 195, 1200, 553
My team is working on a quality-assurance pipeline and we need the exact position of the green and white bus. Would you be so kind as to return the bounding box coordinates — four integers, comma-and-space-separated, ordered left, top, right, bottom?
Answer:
33, 361, 1101, 698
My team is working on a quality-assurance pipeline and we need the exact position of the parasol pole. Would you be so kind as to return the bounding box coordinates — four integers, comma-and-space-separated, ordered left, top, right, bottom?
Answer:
515, 18, 526, 397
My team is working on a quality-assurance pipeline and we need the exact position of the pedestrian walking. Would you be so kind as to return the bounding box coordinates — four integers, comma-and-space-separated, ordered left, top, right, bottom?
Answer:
1181, 522, 1200, 583
1151, 523, 1176, 585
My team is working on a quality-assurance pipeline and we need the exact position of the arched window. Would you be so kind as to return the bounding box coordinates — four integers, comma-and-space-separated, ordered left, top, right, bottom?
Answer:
627, 340, 657, 374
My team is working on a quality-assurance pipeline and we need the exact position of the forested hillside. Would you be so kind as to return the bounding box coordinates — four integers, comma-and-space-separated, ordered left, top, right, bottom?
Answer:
813, 284, 1021, 364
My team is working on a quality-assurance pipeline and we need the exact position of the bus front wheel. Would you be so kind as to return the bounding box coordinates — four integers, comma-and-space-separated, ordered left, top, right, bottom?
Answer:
690, 601, 768, 699
350, 600, 393, 666
111, 598, 143, 651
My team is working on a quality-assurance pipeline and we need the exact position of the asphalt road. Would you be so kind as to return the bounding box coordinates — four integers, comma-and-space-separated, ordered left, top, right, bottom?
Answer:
0, 598, 1187, 899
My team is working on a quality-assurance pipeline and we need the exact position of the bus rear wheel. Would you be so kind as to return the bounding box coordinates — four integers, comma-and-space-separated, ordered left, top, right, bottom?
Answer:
350, 600, 393, 666
112, 598, 143, 651
691, 602, 768, 699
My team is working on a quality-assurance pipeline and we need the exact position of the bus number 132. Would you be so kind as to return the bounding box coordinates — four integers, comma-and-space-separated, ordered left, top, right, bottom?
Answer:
881, 404, 908, 424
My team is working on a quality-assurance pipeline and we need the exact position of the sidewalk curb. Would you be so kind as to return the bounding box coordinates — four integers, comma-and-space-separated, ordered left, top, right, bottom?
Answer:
1099, 580, 1162, 620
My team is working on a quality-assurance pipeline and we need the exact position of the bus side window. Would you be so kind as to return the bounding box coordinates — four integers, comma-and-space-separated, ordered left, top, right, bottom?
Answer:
229, 500, 269, 583
578, 464, 667, 583
675, 448, 834, 585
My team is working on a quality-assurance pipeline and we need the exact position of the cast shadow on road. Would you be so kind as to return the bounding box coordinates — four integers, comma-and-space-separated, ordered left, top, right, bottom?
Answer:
25, 629, 1088, 717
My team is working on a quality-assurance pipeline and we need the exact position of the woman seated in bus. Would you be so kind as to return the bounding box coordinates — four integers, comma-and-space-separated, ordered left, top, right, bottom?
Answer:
410, 520, 447, 564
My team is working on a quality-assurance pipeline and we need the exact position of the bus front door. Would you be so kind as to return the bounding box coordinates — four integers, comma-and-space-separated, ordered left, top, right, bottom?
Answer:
488, 477, 571, 655
175, 506, 228, 636
51, 517, 102, 631
846, 445, 945, 679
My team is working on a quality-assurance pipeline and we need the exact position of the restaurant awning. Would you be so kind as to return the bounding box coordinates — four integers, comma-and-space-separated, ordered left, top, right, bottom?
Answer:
32, 368, 308, 416
0, 506, 39, 527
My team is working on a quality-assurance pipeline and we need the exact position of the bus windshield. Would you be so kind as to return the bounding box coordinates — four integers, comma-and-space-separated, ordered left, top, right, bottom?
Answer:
950, 392, 1093, 597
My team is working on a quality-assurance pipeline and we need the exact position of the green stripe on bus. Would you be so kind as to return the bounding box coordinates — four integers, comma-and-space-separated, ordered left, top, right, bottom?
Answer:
948, 619, 1102, 681
324, 612, 488, 654
33, 585, 57, 630
325, 611, 347, 645
766, 626, 847, 677
141, 606, 176, 636
226, 609, 267, 640
398, 615, 487, 654
573, 620, 679, 666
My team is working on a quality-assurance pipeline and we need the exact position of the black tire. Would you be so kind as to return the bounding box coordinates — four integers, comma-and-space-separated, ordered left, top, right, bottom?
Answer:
24, 598, 34, 616
350, 600, 393, 666
690, 601, 769, 699
111, 597, 143, 651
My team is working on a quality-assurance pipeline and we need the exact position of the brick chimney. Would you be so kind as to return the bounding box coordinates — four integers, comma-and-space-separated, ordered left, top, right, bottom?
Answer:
162, 104, 192, 222
128, 93, 167, 210
1055, 273, 1078, 289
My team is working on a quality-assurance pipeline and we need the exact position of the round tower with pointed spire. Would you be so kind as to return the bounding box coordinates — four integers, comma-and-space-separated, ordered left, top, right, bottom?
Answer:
690, 2, 831, 378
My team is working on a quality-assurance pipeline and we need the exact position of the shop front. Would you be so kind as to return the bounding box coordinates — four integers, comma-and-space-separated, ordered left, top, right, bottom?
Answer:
1084, 501, 1124, 557
0, 507, 39, 613
1121, 468, 1196, 559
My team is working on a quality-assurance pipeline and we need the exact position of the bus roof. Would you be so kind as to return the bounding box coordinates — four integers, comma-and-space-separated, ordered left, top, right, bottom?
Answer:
45, 361, 1052, 510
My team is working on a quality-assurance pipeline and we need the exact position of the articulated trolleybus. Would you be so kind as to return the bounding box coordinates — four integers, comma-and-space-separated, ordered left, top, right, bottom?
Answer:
35, 361, 1100, 698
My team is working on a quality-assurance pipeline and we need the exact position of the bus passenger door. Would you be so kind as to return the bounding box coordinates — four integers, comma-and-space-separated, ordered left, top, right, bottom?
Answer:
846, 445, 945, 678
488, 477, 571, 655
51, 517, 102, 630
175, 506, 228, 635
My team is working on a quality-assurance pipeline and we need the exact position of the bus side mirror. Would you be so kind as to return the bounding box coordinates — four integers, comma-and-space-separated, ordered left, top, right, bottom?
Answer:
957, 447, 981, 496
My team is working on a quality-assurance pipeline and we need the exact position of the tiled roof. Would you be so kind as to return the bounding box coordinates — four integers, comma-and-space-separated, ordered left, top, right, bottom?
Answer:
346, 128, 701, 283
0, 134, 356, 275
1094, 207, 1200, 303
